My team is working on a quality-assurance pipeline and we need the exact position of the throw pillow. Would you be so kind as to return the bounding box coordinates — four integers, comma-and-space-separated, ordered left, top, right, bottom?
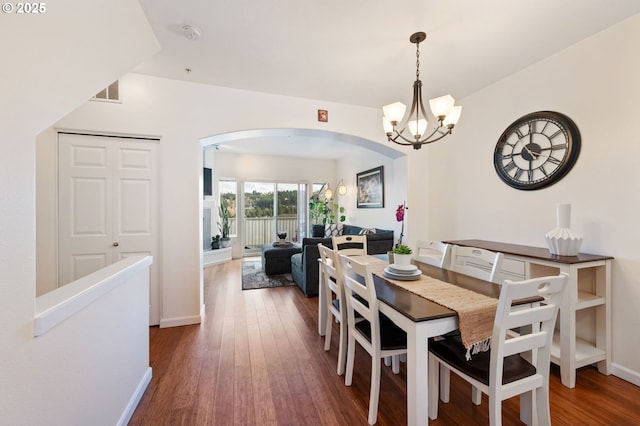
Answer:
324, 223, 344, 237
358, 228, 377, 235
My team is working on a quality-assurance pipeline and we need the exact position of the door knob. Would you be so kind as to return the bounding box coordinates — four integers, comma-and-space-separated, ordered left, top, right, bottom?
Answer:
113, 242, 119, 247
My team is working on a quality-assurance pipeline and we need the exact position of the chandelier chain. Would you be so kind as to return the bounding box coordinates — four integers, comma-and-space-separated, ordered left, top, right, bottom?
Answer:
415, 42, 420, 80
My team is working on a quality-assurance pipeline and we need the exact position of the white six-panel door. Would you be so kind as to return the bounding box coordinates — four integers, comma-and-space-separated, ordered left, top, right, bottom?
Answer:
58, 133, 161, 325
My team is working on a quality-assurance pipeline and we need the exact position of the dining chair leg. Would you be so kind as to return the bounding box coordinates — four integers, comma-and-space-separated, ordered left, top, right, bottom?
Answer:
337, 315, 348, 375
472, 386, 482, 405
489, 389, 503, 426
345, 333, 356, 386
520, 389, 534, 425
428, 353, 440, 420
368, 358, 381, 425
324, 309, 333, 351
439, 365, 450, 403
391, 355, 400, 374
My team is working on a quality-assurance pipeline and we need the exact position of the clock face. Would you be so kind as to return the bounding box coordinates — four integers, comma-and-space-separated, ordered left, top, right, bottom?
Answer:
493, 111, 581, 190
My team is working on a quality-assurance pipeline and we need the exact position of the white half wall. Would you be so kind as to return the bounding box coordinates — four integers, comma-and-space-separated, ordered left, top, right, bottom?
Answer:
1, 0, 159, 423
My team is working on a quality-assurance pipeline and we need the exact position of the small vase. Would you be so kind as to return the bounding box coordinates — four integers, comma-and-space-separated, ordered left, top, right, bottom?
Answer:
545, 204, 583, 256
394, 253, 412, 267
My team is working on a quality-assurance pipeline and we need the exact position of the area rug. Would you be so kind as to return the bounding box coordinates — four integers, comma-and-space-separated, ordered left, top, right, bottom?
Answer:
241, 260, 296, 290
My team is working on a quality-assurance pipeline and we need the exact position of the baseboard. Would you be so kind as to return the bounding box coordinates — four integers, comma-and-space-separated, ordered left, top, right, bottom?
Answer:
159, 313, 202, 328
117, 367, 152, 426
612, 363, 640, 387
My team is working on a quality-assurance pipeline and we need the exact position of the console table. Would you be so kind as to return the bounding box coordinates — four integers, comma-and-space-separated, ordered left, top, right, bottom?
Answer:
444, 239, 612, 389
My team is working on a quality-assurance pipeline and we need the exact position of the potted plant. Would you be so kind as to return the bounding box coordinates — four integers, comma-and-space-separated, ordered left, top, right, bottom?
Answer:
393, 244, 413, 267
218, 200, 231, 248
211, 234, 221, 250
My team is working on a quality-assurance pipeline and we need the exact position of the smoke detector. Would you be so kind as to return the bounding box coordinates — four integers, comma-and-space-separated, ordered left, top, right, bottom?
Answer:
181, 24, 202, 41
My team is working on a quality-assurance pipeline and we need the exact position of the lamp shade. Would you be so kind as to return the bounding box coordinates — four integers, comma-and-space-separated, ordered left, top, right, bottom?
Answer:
324, 187, 333, 199
383, 102, 406, 123
338, 183, 347, 196
408, 119, 428, 137
443, 105, 462, 126
382, 117, 394, 134
429, 94, 455, 118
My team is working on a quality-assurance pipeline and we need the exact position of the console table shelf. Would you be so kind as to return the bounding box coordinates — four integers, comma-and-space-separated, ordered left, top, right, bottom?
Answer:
444, 239, 612, 389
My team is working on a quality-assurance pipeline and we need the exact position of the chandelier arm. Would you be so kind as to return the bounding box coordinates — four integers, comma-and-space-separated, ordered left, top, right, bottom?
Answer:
417, 127, 453, 145
387, 133, 418, 145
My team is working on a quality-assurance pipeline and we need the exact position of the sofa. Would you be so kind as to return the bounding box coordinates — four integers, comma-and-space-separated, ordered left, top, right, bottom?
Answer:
290, 224, 394, 297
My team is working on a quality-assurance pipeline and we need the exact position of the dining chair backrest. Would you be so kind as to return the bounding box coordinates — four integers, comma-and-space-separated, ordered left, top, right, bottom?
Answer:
318, 243, 341, 302
318, 243, 350, 374
332, 235, 367, 256
339, 253, 376, 328
450, 245, 504, 284
415, 240, 451, 268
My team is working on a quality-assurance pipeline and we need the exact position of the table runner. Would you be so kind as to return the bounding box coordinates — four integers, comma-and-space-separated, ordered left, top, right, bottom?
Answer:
365, 257, 497, 359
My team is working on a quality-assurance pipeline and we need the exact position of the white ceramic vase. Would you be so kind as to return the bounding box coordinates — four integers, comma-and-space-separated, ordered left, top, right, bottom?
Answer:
545, 203, 583, 256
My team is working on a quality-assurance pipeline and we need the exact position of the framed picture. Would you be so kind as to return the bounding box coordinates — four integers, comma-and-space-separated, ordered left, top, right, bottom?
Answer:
317, 109, 328, 122
356, 166, 384, 208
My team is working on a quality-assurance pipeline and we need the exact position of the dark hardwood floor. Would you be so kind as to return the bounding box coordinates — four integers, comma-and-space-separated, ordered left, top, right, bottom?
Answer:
129, 259, 640, 425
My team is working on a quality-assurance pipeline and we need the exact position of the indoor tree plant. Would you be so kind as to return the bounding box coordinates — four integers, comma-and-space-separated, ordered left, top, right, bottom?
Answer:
218, 199, 231, 248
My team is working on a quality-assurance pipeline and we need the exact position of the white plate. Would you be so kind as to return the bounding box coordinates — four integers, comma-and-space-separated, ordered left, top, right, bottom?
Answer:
388, 263, 418, 273
383, 267, 422, 281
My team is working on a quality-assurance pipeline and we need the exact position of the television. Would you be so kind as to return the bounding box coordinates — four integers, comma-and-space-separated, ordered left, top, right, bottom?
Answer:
203, 167, 212, 196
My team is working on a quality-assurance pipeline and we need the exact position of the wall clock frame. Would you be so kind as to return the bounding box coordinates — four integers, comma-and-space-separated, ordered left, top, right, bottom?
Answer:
493, 111, 581, 190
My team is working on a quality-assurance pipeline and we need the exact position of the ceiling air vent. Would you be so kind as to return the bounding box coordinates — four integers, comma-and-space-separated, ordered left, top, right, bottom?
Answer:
91, 80, 120, 103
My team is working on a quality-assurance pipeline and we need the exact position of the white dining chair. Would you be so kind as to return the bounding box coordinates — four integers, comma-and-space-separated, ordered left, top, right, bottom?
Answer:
332, 234, 367, 256
414, 240, 451, 268
318, 243, 348, 375
437, 244, 506, 403
428, 273, 569, 425
450, 245, 504, 284
339, 253, 408, 425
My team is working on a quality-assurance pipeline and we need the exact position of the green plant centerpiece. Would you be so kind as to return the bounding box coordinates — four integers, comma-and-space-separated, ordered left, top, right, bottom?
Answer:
393, 244, 413, 255
218, 200, 231, 248
392, 244, 413, 267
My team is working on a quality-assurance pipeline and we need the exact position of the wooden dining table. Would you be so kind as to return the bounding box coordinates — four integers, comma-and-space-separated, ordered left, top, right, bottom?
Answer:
317, 255, 536, 426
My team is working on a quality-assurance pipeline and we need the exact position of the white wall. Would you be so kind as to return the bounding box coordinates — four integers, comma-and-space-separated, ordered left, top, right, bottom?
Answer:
52, 73, 396, 327
0, 0, 159, 423
415, 14, 640, 381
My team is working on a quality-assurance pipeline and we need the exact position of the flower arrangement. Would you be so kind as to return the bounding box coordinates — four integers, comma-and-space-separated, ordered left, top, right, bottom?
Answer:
395, 202, 407, 247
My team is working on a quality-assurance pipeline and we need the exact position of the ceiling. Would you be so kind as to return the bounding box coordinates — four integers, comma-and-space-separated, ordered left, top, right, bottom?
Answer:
135, 0, 640, 158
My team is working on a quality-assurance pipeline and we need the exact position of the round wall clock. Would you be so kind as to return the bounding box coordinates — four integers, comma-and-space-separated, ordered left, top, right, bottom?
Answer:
493, 111, 581, 190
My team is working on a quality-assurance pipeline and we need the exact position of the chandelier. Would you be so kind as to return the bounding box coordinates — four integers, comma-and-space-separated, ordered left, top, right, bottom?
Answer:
382, 32, 462, 150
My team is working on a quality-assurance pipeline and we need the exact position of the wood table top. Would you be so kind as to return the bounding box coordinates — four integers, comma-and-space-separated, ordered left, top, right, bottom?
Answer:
443, 239, 613, 264
369, 261, 511, 323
